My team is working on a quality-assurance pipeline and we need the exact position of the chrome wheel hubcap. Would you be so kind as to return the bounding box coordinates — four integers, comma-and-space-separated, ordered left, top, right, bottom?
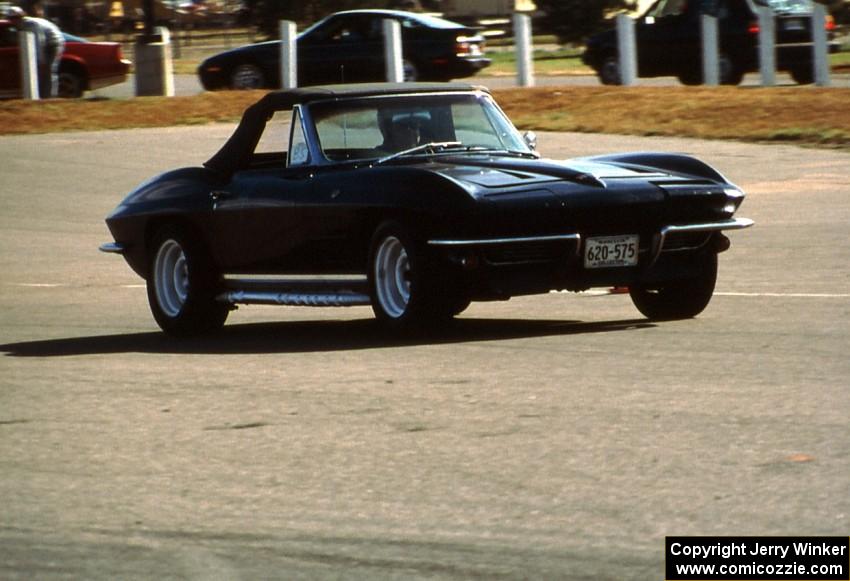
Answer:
154, 239, 188, 318
374, 236, 411, 319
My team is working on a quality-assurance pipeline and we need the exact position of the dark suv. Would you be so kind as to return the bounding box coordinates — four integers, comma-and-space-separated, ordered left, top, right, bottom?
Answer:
582, 0, 837, 85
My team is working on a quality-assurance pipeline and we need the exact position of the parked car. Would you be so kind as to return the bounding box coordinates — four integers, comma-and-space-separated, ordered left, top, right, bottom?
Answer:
101, 82, 752, 335
197, 10, 491, 90
0, 20, 131, 98
582, 0, 837, 85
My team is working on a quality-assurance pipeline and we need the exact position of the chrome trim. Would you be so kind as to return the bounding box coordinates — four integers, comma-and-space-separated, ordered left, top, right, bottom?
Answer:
218, 290, 370, 307
99, 242, 126, 254
649, 218, 754, 266
429, 233, 581, 247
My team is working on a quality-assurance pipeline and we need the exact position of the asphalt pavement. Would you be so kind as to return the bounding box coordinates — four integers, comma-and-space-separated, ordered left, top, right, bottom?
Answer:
1, 128, 848, 580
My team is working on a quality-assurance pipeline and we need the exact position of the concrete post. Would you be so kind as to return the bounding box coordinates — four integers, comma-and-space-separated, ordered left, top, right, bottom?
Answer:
758, 7, 776, 86
616, 14, 637, 86
280, 20, 297, 89
18, 30, 39, 100
514, 12, 534, 87
135, 26, 174, 97
701, 14, 719, 86
383, 19, 403, 83
812, 3, 830, 86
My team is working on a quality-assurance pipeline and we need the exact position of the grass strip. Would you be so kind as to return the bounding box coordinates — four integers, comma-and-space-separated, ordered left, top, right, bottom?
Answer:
2, 86, 849, 149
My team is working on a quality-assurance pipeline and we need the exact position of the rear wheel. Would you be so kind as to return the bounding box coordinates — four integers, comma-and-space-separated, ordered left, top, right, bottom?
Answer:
230, 63, 265, 89
147, 226, 228, 336
58, 70, 84, 98
629, 253, 718, 320
790, 66, 814, 85
677, 55, 743, 86
719, 54, 744, 85
402, 59, 419, 82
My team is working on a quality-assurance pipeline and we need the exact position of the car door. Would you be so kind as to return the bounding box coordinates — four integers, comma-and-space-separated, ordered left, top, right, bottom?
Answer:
0, 23, 22, 98
208, 110, 314, 272
637, 0, 700, 76
298, 14, 383, 85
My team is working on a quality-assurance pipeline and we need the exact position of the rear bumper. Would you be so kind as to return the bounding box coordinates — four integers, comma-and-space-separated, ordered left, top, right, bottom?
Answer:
89, 59, 132, 90
437, 57, 492, 78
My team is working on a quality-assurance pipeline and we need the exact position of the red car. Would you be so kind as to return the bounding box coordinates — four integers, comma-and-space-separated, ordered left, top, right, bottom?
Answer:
0, 20, 131, 98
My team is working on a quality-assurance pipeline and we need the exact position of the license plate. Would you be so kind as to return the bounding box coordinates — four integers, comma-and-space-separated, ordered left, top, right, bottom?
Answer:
783, 18, 805, 31
584, 235, 639, 268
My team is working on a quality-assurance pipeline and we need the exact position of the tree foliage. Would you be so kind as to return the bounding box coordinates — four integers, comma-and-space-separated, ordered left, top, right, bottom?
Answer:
534, 0, 636, 43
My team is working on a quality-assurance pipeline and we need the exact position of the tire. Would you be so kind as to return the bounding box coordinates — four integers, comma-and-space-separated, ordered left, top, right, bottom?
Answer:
677, 56, 743, 86
598, 55, 621, 85
446, 295, 471, 317
629, 253, 718, 321
402, 59, 419, 82
368, 221, 452, 330
229, 63, 265, 89
58, 70, 84, 98
677, 71, 702, 86
718, 55, 744, 86
147, 226, 228, 336
790, 66, 814, 85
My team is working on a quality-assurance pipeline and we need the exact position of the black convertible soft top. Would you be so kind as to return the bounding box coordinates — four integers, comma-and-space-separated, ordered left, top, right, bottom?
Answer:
204, 82, 487, 177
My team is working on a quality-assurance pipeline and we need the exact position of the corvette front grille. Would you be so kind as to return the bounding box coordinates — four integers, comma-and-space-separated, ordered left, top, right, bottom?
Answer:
482, 241, 570, 265
661, 231, 713, 252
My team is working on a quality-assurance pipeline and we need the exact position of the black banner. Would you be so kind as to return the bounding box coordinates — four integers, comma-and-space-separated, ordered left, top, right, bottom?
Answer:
666, 536, 849, 580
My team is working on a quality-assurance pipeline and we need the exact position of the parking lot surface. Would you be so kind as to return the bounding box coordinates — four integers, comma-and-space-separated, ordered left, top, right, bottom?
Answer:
1, 127, 848, 579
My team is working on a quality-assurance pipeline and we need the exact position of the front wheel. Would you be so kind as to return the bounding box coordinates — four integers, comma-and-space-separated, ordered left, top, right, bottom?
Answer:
147, 226, 228, 336
368, 221, 453, 330
629, 253, 718, 321
598, 55, 621, 85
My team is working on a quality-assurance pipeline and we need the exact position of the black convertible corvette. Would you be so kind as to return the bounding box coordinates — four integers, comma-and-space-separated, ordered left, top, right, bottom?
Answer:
101, 83, 752, 335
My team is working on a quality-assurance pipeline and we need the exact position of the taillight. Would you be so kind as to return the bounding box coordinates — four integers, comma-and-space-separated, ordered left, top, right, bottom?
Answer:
825, 14, 836, 31
747, 21, 760, 34
455, 35, 482, 56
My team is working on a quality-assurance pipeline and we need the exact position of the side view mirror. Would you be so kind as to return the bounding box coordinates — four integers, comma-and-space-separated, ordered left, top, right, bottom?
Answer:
523, 130, 537, 151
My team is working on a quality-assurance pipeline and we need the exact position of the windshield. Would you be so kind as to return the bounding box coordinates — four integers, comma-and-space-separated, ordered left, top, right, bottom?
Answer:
755, 0, 813, 13
309, 93, 531, 162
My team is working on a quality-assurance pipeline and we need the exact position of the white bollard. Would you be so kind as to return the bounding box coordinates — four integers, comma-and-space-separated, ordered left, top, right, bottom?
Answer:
701, 14, 719, 86
758, 7, 776, 86
280, 20, 297, 89
514, 12, 534, 87
616, 14, 637, 86
135, 26, 174, 97
812, 4, 830, 86
383, 19, 403, 83
18, 31, 39, 100
157, 27, 174, 97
